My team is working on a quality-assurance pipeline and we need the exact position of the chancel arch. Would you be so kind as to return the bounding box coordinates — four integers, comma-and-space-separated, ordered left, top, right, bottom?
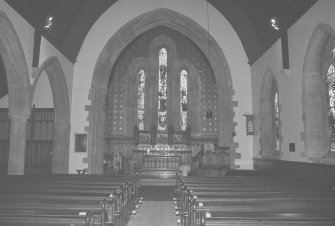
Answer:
302, 23, 335, 162
87, 8, 235, 174
260, 68, 281, 159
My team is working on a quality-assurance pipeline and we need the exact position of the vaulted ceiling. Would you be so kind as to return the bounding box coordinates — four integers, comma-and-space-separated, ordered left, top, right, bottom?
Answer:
1, 0, 317, 99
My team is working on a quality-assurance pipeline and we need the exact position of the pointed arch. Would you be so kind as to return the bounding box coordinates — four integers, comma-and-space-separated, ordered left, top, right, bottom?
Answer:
0, 11, 30, 115
0, 11, 30, 175
87, 8, 234, 174
32, 56, 70, 173
302, 23, 335, 161
260, 67, 281, 158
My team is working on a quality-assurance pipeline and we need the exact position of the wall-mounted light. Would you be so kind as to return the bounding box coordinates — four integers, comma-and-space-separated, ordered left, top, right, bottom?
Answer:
44, 15, 53, 29
270, 17, 279, 31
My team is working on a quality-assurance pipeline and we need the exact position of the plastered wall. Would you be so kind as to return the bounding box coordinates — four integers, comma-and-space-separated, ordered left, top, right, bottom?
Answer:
0, 95, 8, 107
39, 37, 73, 108
32, 71, 53, 108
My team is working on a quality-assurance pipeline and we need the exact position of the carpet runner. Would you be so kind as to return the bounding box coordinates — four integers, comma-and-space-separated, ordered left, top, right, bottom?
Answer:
127, 201, 178, 226
127, 186, 178, 226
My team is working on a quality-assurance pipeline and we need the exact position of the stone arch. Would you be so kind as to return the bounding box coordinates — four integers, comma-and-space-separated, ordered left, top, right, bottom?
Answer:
302, 23, 335, 161
87, 8, 235, 174
260, 67, 281, 158
32, 57, 70, 173
0, 11, 30, 175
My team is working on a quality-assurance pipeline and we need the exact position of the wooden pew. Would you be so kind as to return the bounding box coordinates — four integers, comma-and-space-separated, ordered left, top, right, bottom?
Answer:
175, 174, 335, 226
0, 173, 141, 226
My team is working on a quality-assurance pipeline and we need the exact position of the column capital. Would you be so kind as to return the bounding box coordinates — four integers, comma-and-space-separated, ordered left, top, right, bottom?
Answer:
8, 111, 30, 121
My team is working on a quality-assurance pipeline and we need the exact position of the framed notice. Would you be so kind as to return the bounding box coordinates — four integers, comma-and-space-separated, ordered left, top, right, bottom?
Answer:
243, 114, 254, 135
75, 133, 87, 152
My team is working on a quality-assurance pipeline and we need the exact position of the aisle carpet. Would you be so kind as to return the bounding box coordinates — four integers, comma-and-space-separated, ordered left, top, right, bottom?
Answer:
127, 201, 178, 226
141, 186, 175, 201
127, 186, 178, 226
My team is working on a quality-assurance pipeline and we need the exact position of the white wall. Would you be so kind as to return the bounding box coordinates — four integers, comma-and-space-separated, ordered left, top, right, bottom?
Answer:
71, 0, 252, 172
251, 0, 335, 162
0, 95, 8, 107
39, 37, 73, 108
31, 71, 53, 108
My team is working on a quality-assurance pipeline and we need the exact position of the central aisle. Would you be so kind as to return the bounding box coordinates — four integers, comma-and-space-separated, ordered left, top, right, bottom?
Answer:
127, 201, 178, 226
127, 185, 178, 226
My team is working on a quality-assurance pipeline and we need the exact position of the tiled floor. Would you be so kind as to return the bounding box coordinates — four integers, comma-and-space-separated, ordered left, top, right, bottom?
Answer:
127, 201, 179, 226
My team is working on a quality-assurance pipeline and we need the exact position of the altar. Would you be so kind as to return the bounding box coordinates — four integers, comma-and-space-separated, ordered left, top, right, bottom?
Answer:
133, 144, 191, 177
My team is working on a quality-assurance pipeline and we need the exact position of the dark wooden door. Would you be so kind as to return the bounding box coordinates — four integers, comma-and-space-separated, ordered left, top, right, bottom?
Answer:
0, 108, 9, 175
25, 108, 54, 175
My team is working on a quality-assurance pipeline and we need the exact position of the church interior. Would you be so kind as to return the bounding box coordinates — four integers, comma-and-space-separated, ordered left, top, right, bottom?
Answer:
0, 0, 335, 225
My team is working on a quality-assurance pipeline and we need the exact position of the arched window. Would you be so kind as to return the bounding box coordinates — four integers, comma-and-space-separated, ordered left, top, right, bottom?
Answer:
272, 80, 280, 152
106, 28, 218, 140
157, 48, 168, 131
180, 69, 188, 130
137, 69, 145, 130
327, 58, 335, 151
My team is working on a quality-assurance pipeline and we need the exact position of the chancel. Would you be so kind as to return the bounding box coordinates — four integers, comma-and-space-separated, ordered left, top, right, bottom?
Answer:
1, 0, 335, 225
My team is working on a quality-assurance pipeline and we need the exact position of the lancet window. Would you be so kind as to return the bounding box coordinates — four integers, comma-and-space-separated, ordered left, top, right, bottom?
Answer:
157, 48, 168, 131
180, 69, 188, 130
327, 62, 335, 151
272, 81, 280, 152
137, 69, 146, 130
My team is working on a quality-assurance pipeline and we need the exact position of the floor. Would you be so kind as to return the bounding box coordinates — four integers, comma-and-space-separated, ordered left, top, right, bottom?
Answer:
127, 186, 179, 226
127, 201, 178, 226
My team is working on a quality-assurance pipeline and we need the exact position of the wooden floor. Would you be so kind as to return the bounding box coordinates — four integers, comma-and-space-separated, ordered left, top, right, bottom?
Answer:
127, 201, 178, 226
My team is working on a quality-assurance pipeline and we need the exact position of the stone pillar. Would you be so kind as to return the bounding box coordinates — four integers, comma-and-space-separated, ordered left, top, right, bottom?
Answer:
7, 112, 30, 175
88, 88, 107, 174
52, 121, 70, 174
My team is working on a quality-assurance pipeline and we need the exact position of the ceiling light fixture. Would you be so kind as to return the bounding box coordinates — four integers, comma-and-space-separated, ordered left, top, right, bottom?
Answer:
44, 15, 53, 29
270, 17, 279, 31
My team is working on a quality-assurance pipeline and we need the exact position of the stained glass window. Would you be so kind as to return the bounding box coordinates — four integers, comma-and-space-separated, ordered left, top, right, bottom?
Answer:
180, 69, 188, 130
327, 64, 335, 151
137, 69, 145, 130
272, 81, 280, 152
157, 48, 168, 130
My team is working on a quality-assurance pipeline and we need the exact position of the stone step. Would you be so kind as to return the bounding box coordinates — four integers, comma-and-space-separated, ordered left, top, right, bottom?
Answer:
140, 171, 179, 186
141, 177, 176, 186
